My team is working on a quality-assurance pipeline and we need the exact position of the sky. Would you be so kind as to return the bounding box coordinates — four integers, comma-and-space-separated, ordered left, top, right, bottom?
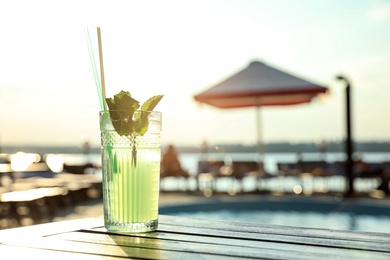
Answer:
0, 0, 390, 149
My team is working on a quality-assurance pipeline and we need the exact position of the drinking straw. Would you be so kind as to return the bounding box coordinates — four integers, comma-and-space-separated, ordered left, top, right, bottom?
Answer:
84, 27, 105, 111
97, 26, 107, 110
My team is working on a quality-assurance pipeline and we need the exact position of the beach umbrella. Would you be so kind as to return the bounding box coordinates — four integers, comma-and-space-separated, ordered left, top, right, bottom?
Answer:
193, 60, 328, 172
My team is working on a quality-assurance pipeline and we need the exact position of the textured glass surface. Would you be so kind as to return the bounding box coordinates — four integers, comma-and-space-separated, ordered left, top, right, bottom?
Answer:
100, 111, 161, 232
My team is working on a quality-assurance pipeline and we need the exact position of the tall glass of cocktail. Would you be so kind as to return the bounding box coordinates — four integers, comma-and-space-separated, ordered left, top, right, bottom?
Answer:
100, 109, 162, 232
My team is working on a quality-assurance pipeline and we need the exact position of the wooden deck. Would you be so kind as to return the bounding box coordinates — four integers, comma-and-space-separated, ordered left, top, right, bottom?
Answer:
1, 215, 389, 259
0, 173, 102, 229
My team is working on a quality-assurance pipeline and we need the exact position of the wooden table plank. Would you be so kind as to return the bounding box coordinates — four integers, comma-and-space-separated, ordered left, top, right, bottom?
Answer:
0, 217, 101, 243
49, 230, 390, 260
0, 244, 118, 259
158, 215, 390, 247
154, 222, 390, 253
4, 237, 245, 259
158, 215, 390, 243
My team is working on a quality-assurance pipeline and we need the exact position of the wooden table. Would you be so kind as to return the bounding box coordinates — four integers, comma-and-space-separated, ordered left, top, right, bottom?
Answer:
0, 215, 389, 259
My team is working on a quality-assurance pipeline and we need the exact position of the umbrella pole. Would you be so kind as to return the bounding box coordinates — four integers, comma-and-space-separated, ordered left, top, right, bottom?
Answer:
256, 106, 265, 173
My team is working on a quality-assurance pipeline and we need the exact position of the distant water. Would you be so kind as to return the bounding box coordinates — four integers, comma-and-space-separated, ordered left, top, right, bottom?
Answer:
62, 152, 390, 175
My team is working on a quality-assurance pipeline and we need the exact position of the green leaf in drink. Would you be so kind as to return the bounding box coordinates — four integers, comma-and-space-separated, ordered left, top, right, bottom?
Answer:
105, 91, 163, 166
135, 95, 164, 136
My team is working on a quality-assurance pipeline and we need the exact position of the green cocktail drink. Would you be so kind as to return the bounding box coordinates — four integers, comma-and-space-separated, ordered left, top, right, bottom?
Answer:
100, 110, 162, 232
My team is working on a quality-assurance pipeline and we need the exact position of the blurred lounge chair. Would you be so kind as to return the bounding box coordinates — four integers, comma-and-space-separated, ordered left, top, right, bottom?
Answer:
196, 160, 224, 195
160, 168, 191, 192
197, 160, 272, 195
277, 160, 332, 194
353, 161, 390, 194
231, 161, 274, 193
63, 162, 97, 175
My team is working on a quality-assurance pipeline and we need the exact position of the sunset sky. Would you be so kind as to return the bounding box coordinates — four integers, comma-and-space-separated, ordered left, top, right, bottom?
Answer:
1, 0, 390, 149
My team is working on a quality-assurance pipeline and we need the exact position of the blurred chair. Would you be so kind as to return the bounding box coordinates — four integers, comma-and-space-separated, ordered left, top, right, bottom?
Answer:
196, 160, 224, 196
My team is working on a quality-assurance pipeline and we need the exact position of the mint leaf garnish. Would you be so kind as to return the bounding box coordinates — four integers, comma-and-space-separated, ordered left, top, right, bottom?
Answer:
106, 91, 140, 135
141, 95, 164, 111
105, 91, 163, 167
135, 95, 164, 136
